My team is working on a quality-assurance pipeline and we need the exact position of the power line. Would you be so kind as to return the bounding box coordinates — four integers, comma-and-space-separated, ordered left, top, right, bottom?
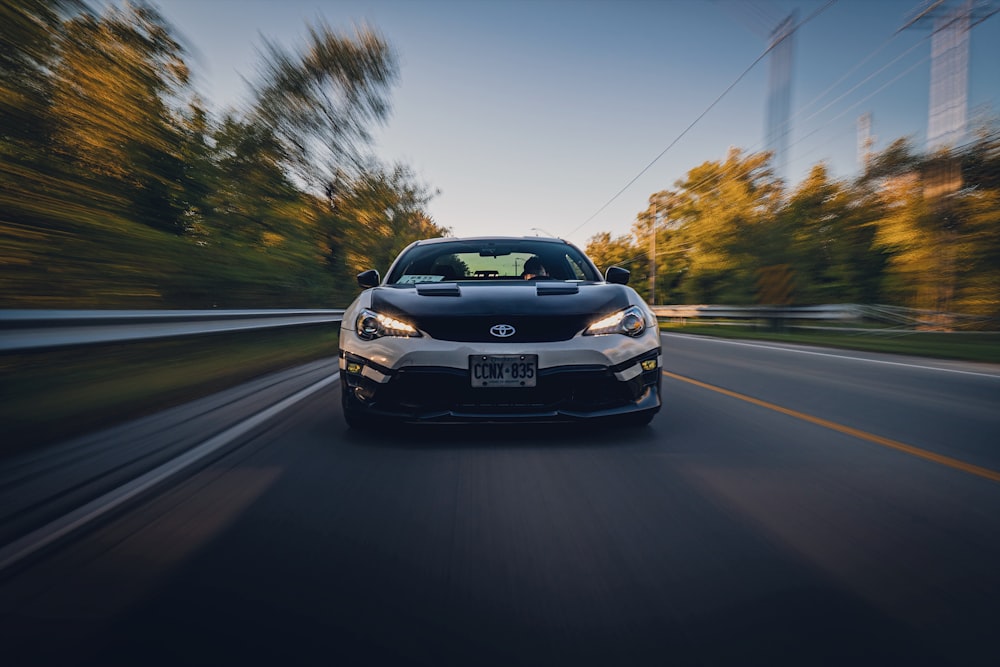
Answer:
568, 0, 837, 239
582, 0, 950, 267
787, 54, 931, 170
651, 14, 934, 210
800, 39, 927, 127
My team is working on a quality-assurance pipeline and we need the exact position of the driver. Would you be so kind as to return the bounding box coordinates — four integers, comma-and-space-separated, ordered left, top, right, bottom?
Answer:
521, 256, 547, 280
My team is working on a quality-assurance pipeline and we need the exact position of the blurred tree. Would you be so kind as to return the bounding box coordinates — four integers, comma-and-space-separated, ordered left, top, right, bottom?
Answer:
174, 98, 214, 232
870, 172, 935, 309
862, 132, 1000, 317
324, 164, 447, 300
962, 123, 1000, 191
951, 186, 1000, 319
1, 0, 174, 308
49, 2, 193, 233
249, 22, 398, 192
944, 129, 1000, 318
0, 0, 78, 153
663, 148, 784, 303
585, 231, 641, 278
936, 130, 1000, 317
1, 5, 439, 309
781, 164, 887, 304
862, 137, 921, 181
201, 115, 297, 246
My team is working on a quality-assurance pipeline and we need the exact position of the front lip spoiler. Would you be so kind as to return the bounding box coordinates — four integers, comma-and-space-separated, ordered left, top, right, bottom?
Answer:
349, 384, 660, 425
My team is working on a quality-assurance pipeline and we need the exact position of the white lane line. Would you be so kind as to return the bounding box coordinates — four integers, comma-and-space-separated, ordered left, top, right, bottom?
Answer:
661, 333, 1000, 379
0, 374, 339, 574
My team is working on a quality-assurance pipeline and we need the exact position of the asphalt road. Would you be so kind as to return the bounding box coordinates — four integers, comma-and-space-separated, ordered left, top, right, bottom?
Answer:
2, 333, 999, 666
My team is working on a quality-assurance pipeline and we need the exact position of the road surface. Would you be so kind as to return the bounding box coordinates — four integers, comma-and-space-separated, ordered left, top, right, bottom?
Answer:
2, 333, 999, 666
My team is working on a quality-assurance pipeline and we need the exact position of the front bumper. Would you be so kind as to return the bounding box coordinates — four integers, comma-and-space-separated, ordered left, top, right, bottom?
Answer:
339, 348, 661, 423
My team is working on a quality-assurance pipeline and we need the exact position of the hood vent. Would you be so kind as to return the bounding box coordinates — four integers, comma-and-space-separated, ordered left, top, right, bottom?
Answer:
416, 282, 461, 297
536, 283, 579, 296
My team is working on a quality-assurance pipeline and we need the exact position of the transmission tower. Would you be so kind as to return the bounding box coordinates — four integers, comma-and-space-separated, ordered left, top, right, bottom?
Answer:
901, 1, 996, 313
765, 12, 796, 182
903, 0, 997, 150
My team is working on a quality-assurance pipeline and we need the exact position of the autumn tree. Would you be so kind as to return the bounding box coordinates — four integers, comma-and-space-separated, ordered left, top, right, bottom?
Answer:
0, 3, 446, 308
325, 165, 448, 299
660, 149, 784, 303
953, 129, 1000, 318
585, 232, 642, 281
0, 0, 78, 154
859, 132, 1000, 318
199, 115, 298, 247
780, 164, 887, 304
48, 2, 193, 233
1, 0, 82, 225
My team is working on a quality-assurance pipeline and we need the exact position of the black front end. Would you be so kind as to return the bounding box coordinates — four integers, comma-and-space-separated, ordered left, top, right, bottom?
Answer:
340, 349, 661, 424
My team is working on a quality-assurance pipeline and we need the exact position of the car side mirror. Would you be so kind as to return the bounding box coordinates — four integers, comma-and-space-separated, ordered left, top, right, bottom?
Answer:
357, 269, 380, 289
605, 266, 630, 285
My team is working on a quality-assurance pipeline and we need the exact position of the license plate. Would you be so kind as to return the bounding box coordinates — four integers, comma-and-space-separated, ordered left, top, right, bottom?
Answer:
470, 355, 537, 388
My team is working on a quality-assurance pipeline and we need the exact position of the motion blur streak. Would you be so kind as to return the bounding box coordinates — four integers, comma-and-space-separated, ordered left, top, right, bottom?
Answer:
662, 369, 1000, 483
0, 2, 444, 310
3, 468, 282, 621
0, 374, 336, 573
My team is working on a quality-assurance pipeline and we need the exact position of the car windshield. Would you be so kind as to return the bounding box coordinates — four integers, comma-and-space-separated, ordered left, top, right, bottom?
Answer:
384, 239, 601, 284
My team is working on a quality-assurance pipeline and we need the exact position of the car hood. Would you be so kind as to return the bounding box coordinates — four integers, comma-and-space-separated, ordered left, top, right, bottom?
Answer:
372, 282, 629, 316
369, 282, 634, 343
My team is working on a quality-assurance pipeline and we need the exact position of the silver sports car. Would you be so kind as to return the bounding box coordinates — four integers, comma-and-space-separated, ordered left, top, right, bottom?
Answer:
339, 236, 662, 427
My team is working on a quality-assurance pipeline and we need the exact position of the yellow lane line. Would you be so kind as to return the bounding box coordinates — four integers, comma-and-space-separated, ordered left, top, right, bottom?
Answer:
661, 370, 1000, 483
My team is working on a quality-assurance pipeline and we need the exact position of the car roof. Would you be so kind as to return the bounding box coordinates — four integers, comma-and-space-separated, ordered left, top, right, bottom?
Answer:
411, 236, 571, 246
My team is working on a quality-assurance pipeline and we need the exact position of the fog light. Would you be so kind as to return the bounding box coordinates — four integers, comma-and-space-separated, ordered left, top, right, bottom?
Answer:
354, 385, 375, 402
346, 362, 363, 374
641, 359, 657, 371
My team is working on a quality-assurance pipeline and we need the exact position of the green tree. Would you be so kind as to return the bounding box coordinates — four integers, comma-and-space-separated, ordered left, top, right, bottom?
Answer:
661, 148, 783, 303
325, 164, 447, 300
249, 22, 398, 191
782, 164, 887, 304
200, 115, 297, 247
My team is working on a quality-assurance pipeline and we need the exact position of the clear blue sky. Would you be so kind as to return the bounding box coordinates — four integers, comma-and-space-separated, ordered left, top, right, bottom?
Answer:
155, 0, 1000, 248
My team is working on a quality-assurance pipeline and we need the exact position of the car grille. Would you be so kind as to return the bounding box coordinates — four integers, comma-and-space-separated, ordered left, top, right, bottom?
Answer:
412, 315, 591, 343
372, 365, 644, 414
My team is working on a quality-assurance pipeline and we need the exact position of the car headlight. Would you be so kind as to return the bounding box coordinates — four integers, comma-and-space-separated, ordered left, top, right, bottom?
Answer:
355, 308, 421, 340
584, 305, 649, 337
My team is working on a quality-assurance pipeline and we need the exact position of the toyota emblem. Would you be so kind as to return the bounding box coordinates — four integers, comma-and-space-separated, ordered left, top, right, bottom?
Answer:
490, 324, 516, 338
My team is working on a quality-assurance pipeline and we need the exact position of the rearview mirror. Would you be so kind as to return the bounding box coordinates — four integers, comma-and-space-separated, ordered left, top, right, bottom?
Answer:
357, 269, 380, 289
605, 266, 630, 285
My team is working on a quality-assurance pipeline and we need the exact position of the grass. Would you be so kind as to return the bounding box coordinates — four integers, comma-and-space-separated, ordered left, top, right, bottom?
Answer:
660, 322, 1000, 364
0, 325, 339, 459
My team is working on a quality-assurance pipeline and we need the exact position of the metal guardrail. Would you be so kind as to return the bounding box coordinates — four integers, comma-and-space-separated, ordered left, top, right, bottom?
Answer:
2, 303, 994, 353
0, 309, 345, 352
652, 303, 998, 331
651, 304, 861, 321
